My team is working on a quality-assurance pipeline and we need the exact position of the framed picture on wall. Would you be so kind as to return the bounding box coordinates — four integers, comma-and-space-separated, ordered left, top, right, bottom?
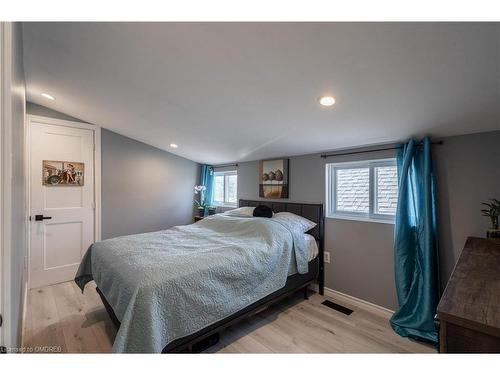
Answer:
42, 160, 85, 186
259, 158, 289, 199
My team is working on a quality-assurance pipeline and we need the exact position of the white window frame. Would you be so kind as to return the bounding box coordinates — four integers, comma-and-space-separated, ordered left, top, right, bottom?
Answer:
212, 170, 238, 208
325, 158, 398, 224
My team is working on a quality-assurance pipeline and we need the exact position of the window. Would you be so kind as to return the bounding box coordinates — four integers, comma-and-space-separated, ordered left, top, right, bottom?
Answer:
326, 159, 398, 223
213, 170, 238, 207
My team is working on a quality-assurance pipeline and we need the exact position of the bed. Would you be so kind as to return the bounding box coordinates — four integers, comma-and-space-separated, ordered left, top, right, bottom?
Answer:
75, 199, 324, 353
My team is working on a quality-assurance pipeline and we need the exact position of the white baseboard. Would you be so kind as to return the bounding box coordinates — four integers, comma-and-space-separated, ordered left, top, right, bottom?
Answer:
323, 287, 394, 317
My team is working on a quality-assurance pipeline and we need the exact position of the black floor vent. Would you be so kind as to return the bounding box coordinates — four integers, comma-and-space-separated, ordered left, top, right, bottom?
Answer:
321, 300, 354, 315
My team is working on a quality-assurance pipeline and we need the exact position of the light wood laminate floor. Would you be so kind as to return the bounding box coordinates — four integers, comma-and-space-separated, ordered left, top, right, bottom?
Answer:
22, 281, 436, 353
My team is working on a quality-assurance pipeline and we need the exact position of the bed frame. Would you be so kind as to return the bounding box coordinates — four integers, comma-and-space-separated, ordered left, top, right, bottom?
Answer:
97, 199, 325, 353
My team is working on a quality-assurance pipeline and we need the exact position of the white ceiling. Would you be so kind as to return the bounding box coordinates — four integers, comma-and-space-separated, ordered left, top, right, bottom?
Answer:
23, 23, 500, 164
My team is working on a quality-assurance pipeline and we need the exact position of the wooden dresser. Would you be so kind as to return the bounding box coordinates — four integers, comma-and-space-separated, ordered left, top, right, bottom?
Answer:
437, 237, 500, 353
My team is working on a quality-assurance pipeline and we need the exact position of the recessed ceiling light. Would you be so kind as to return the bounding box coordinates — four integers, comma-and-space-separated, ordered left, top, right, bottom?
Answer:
170, 143, 178, 148
41, 93, 55, 100
319, 96, 335, 107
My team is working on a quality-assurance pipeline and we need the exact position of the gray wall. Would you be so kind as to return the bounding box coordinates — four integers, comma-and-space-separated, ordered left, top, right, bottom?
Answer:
101, 129, 199, 239
26, 102, 84, 122
238, 131, 500, 310
433, 131, 500, 288
3, 22, 27, 348
26, 104, 200, 240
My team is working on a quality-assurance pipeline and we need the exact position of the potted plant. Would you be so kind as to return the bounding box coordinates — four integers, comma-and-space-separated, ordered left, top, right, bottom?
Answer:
481, 199, 500, 238
194, 185, 207, 216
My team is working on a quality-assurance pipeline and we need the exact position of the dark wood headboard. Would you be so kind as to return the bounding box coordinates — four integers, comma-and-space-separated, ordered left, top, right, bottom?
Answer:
238, 199, 325, 295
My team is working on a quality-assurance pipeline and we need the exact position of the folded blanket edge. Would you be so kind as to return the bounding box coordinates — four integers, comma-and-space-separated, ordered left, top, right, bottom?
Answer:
74, 244, 93, 292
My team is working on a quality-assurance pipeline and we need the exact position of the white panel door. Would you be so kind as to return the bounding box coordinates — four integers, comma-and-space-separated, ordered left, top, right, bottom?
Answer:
29, 121, 95, 288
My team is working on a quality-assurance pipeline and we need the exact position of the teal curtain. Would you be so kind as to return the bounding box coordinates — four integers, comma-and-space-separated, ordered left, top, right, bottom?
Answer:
201, 165, 214, 206
390, 137, 439, 343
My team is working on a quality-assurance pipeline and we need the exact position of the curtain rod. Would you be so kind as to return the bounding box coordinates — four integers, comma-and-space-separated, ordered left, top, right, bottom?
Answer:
320, 140, 443, 159
211, 163, 239, 168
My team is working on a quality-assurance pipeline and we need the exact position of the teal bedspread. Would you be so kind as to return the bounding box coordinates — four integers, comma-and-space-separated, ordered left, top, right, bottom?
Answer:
75, 214, 309, 353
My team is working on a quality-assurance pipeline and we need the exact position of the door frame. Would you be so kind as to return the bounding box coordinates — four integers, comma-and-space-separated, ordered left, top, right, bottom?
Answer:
0, 21, 6, 349
25, 114, 101, 288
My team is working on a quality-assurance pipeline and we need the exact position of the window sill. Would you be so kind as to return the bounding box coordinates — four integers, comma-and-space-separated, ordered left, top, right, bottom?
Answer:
326, 214, 395, 225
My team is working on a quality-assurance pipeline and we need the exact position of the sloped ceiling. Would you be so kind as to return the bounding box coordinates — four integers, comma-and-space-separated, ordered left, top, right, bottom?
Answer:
23, 22, 500, 164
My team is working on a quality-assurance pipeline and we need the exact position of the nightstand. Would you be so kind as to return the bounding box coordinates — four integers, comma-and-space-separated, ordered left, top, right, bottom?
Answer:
194, 215, 205, 223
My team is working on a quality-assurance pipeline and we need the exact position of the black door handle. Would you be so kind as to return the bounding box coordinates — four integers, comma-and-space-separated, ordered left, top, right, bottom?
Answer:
34, 215, 52, 221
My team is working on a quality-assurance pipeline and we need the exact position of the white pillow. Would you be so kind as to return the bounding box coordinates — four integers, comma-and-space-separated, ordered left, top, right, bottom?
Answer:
224, 206, 256, 217
272, 212, 317, 233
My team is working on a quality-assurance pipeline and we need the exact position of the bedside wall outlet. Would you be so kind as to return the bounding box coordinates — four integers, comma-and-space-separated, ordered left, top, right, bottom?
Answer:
324, 251, 331, 264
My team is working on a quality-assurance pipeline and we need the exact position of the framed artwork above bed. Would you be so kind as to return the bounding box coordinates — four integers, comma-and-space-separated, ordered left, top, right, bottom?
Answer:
259, 158, 289, 199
